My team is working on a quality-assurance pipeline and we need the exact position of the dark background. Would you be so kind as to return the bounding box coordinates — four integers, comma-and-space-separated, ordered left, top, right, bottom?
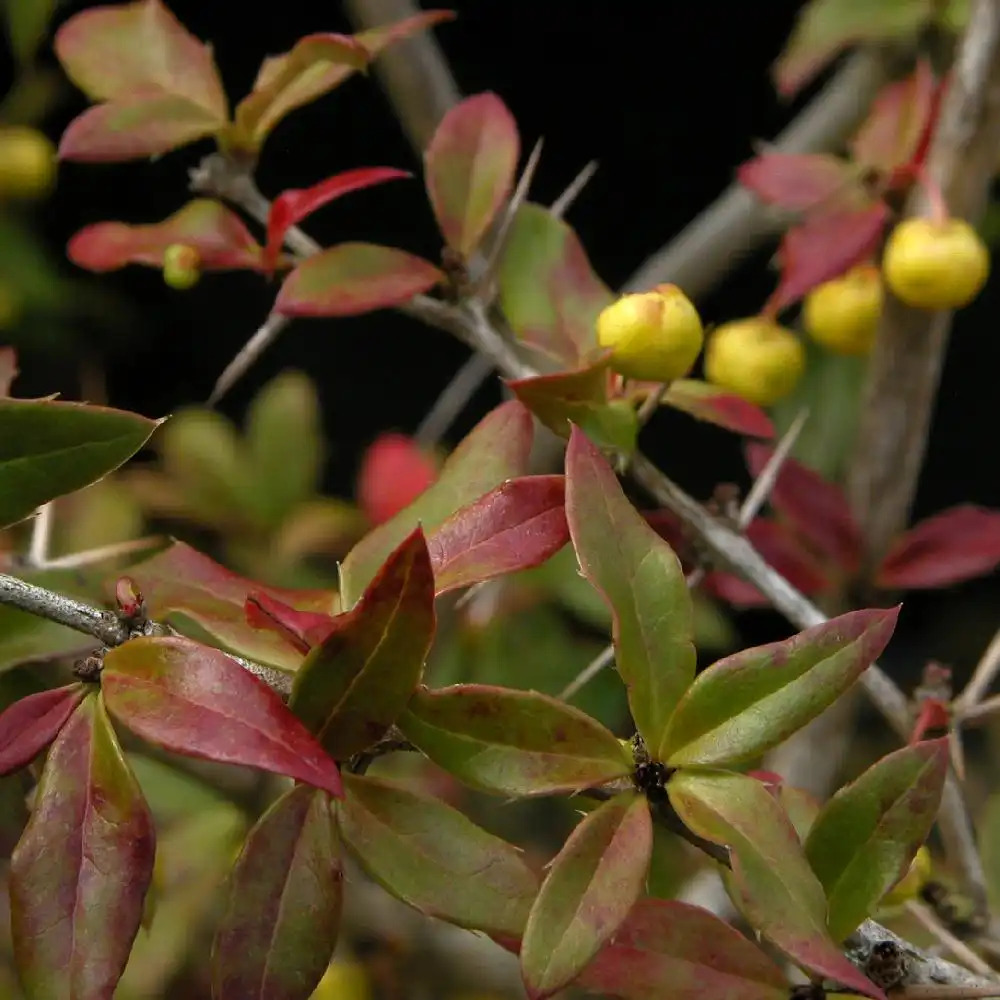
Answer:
14, 0, 1000, 678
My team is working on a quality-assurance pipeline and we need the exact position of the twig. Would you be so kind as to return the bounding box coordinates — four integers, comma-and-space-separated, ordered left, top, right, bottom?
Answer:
904, 899, 997, 977
550, 160, 598, 219
955, 626, 1000, 716
27, 503, 52, 568
342, 0, 461, 157
37, 536, 164, 572
621, 50, 888, 298
846, 0, 1000, 573
415, 351, 496, 447
208, 313, 291, 406
738, 407, 809, 529
558, 644, 614, 702
959, 692, 1000, 726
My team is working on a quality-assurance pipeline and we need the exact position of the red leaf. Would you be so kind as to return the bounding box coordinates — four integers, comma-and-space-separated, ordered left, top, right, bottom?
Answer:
0, 685, 87, 777
0, 346, 17, 397
356, 433, 438, 526
428, 475, 569, 594
876, 505, 1000, 590
660, 379, 775, 439
851, 62, 938, 176
245, 592, 337, 656
737, 153, 861, 212
578, 898, 788, 1000
425, 93, 520, 256
10, 694, 154, 1000
265, 167, 412, 272
123, 540, 338, 670
704, 518, 831, 608
911, 699, 950, 743
102, 635, 343, 796
745, 443, 861, 571
766, 204, 889, 315
274, 243, 444, 317
68, 199, 264, 273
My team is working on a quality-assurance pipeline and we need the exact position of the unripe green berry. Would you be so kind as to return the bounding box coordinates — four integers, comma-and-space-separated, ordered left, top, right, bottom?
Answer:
163, 243, 201, 290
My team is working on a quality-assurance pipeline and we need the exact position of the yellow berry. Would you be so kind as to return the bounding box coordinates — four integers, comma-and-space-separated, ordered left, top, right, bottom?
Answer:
880, 845, 932, 909
803, 265, 883, 356
310, 959, 372, 1000
596, 284, 704, 383
0, 126, 56, 200
704, 317, 805, 406
882, 217, 989, 310
163, 243, 201, 290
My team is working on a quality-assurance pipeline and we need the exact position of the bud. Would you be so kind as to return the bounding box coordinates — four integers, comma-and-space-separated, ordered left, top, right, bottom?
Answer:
163, 243, 202, 290
596, 284, 704, 383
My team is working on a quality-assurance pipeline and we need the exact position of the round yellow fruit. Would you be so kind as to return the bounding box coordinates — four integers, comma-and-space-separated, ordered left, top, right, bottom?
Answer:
0, 126, 56, 199
310, 959, 372, 1000
882, 217, 989, 310
163, 243, 202, 290
596, 284, 704, 383
704, 317, 805, 406
880, 845, 932, 908
803, 265, 883, 356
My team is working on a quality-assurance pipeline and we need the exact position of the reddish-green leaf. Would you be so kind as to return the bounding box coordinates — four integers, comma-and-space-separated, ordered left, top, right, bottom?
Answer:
274, 243, 443, 318
668, 769, 884, 998
0, 684, 87, 776
737, 153, 862, 212
0, 346, 17, 396
68, 199, 265, 273
875, 505, 1000, 590
428, 475, 569, 594
805, 740, 948, 941
231, 13, 454, 151
400, 684, 632, 796
565, 427, 695, 750
507, 357, 640, 454
774, 0, 929, 96
851, 61, 938, 175
10, 694, 155, 1000
0, 397, 160, 530
265, 167, 412, 272
340, 400, 534, 606
245, 592, 336, 656
745, 443, 861, 571
662, 608, 898, 768
499, 202, 612, 365
102, 635, 343, 796
661, 379, 775, 439
577, 898, 788, 1000
339, 772, 537, 937
290, 528, 435, 760
356, 433, 438, 526
124, 540, 338, 669
54, 0, 227, 161
766, 204, 889, 314
703, 518, 831, 608
213, 784, 342, 1000
425, 93, 520, 256
521, 792, 653, 999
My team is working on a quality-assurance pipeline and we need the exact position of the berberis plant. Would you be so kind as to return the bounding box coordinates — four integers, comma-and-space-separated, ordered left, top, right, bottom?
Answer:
3, 1, 1000, 999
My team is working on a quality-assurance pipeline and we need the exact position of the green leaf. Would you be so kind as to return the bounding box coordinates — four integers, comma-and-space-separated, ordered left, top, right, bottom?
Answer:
0, 397, 160, 529
565, 426, 695, 751
0, 603, 92, 672
339, 772, 537, 937
668, 769, 884, 998
804, 739, 948, 942
290, 527, 435, 759
213, 784, 342, 1000
340, 400, 534, 606
245, 370, 323, 527
499, 202, 612, 365
399, 684, 632, 796
10, 693, 155, 1000
521, 791, 653, 998
425, 93, 520, 257
3, 0, 58, 63
662, 608, 899, 768
774, 0, 929, 96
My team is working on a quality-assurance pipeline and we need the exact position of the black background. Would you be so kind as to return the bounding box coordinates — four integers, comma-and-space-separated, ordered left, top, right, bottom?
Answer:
16, 1, 1000, 679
